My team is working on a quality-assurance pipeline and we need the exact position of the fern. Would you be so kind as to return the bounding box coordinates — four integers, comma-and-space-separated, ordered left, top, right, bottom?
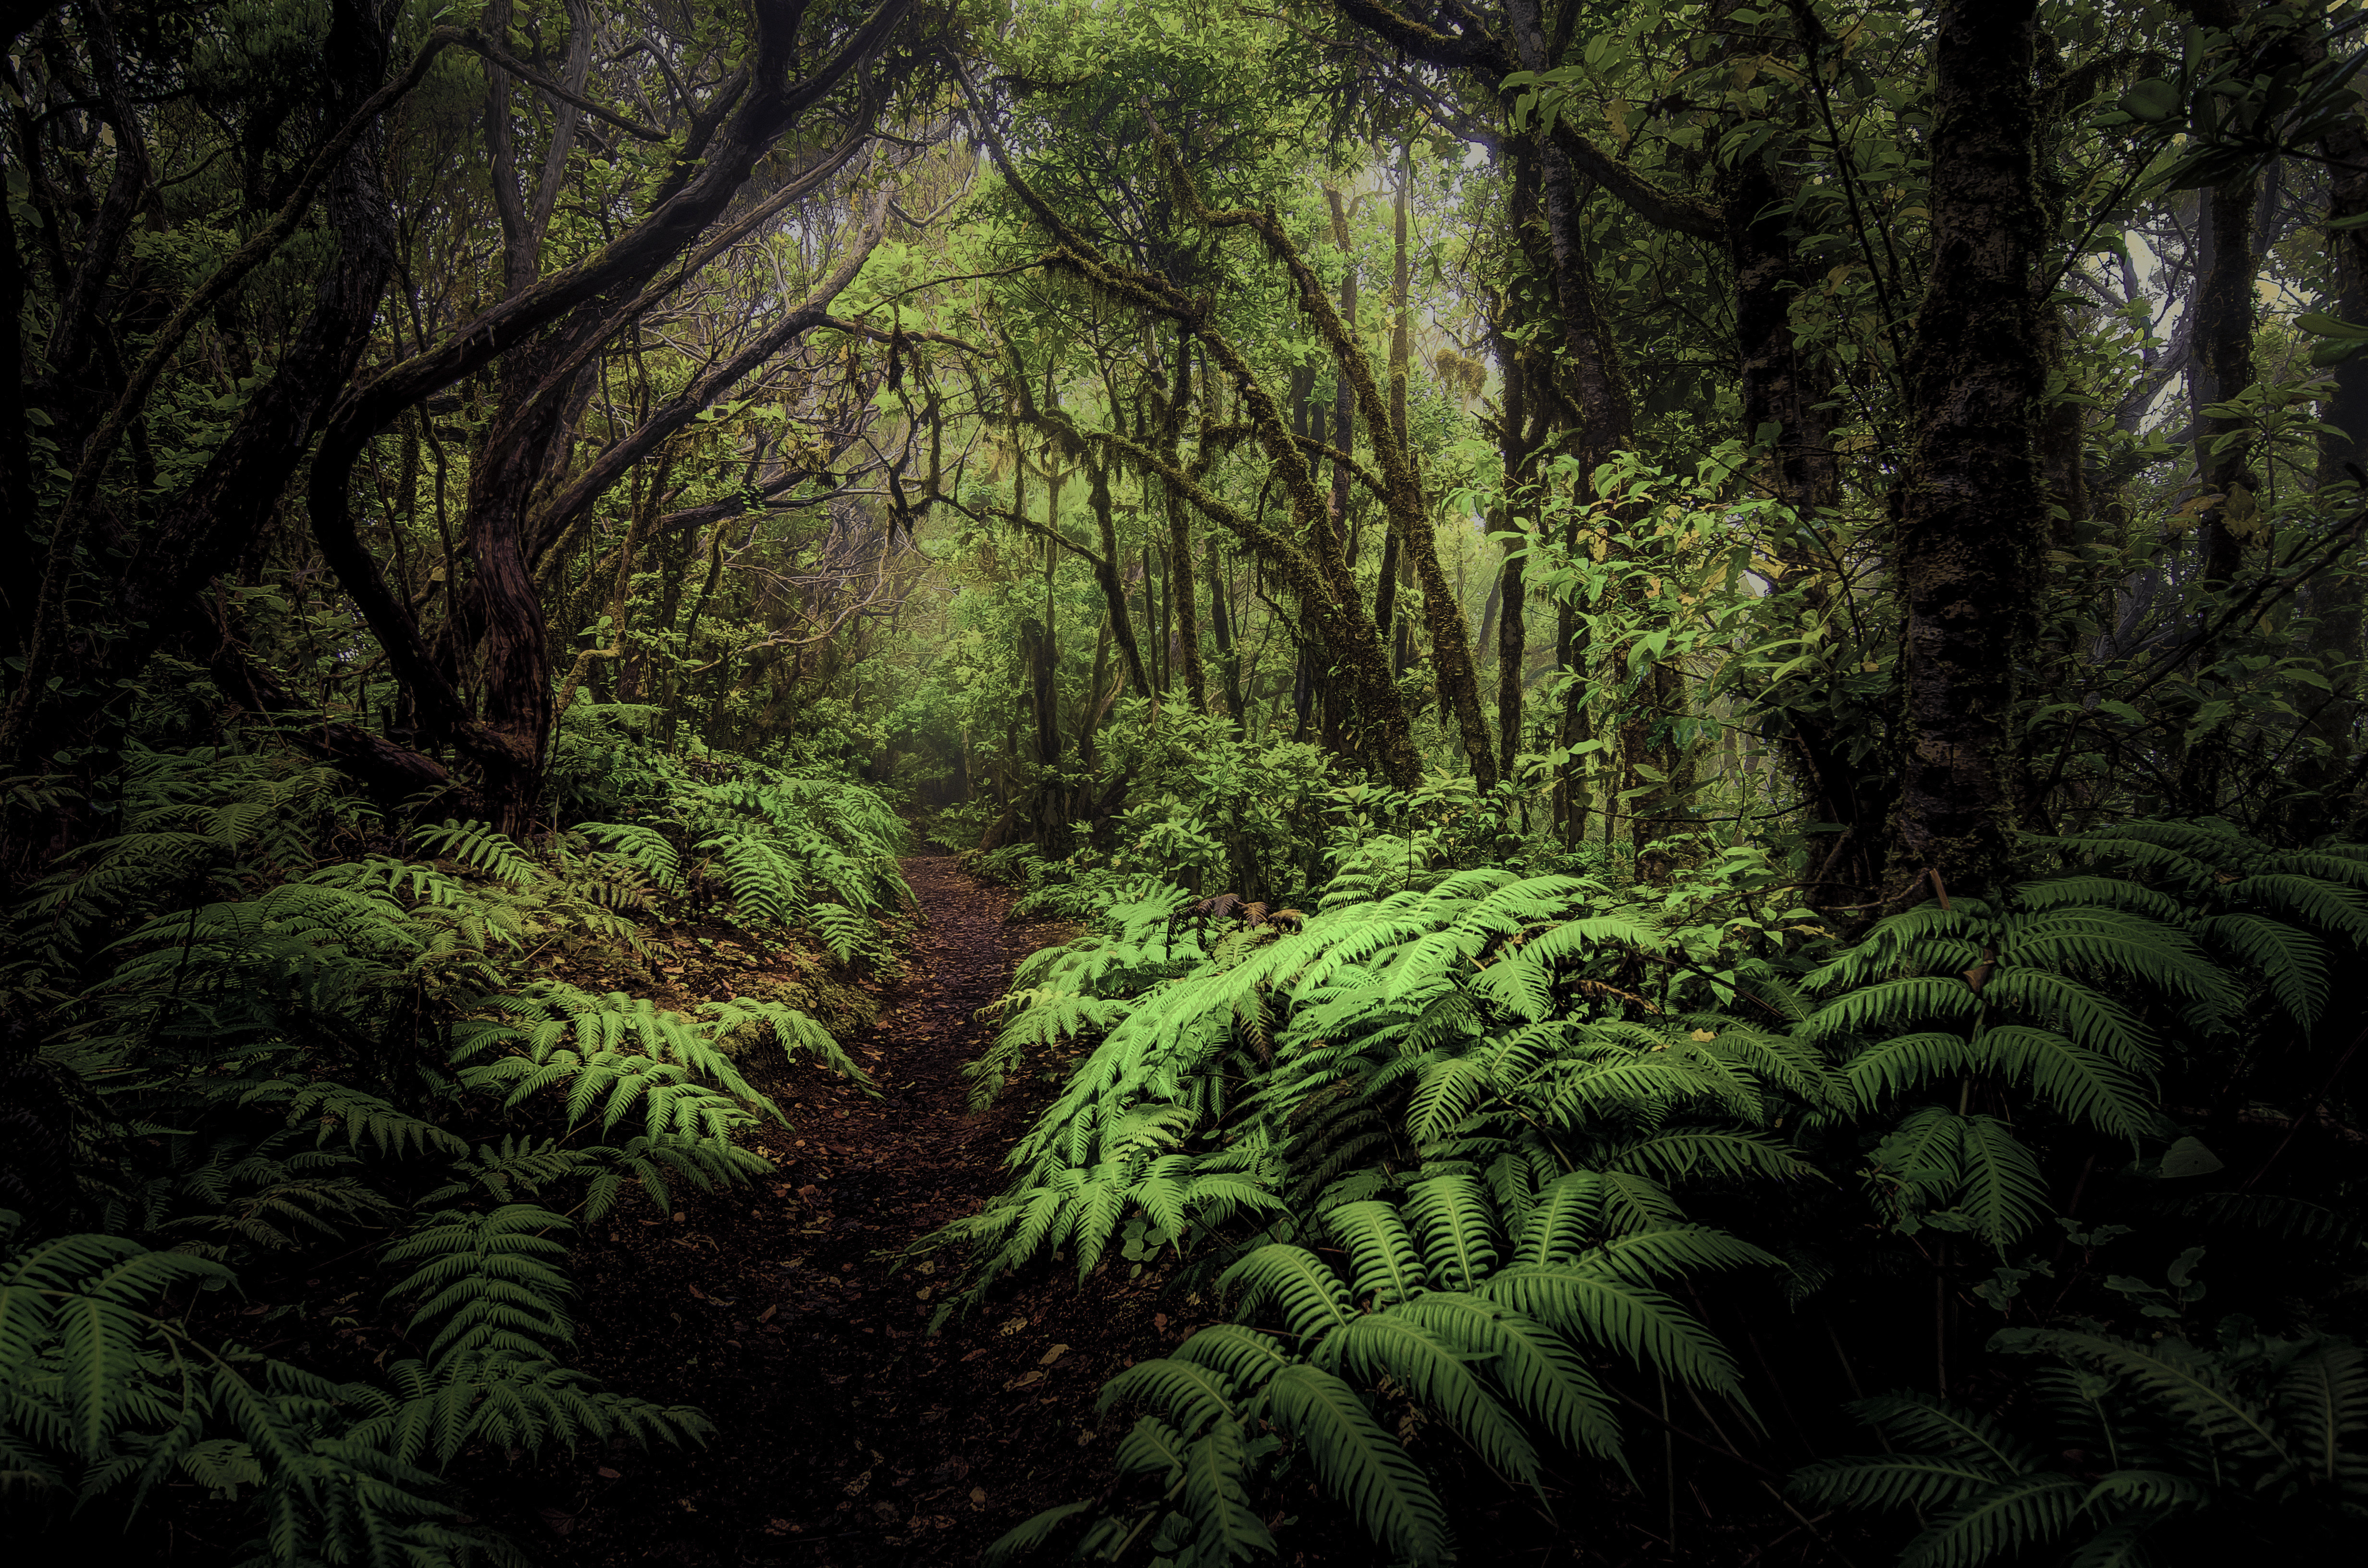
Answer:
808, 899, 884, 964
412, 819, 540, 886
575, 820, 687, 895
0, 1212, 512, 1565
1795, 1307, 2368, 1566
0, 739, 921, 1567
1005, 1168, 1763, 1564
361, 1204, 710, 1470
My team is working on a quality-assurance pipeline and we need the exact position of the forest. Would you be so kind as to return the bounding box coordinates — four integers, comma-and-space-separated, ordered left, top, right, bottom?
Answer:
4, 0, 2368, 1564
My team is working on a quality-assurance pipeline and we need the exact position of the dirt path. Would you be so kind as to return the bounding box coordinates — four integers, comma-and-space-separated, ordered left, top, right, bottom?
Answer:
477, 849, 1169, 1567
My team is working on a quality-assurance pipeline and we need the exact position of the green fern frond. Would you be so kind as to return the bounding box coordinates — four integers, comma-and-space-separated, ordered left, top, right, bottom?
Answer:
381, 1207, 577, 1366
1178, 1418, 1277, 1562
1398, 1290, 1628, 1464
412, 820, 539, 885
1789, 1454, 2012, 1512
1977, 968, 2161, 1069
1594, 1128, 1821, 1186
1979, 1026, 2158, 1142
1258, 1362, 1453, 1567
1323, 1202, 1428, 1307
575, 822, 685, 895
984, 1500, 1098, 1567
1479, 1265, 1742, 1393
1405, 1172, 1501, 1291
1221, 1245, 1357, 1341
2159, 1191, 2362, 1249
1098, 1353, 1245, 1439
238, 1080, 467, 1161
1844, 1030, 1979, 1104
1955, 1115, 2054, 1249
1996, 1329, 2290, 1464
1899, 1470, 2087, 1568
1805, 973, 1985, 1040
1851, 1390, 2043, 1474
2195, 913, 2327, 1028
1318, 1312, 1543, 1490
2271, 1337, 2368, 1487
2232, 873, 2368, 947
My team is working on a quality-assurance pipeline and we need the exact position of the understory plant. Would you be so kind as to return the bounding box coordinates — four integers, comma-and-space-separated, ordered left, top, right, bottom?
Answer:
0, 740, 897, 1563
965, 819, 2368, 1566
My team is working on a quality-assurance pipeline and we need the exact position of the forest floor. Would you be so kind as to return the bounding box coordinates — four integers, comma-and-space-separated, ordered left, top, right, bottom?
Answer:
447, 849, 1856, 1568
467, 847, 1210, 1568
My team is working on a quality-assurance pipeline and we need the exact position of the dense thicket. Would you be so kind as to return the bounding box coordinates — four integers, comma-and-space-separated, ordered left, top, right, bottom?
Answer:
5, 0, 2367, 1564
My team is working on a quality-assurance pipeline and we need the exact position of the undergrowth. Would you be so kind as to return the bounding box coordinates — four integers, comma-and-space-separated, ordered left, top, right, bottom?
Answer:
0, 735, 906, 1564
956, 819, 2368, 1567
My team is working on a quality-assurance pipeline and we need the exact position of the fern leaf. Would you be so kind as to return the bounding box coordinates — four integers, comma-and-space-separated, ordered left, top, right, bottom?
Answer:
2273, 1335, 2368, 1497
2195, 913, 2327, 1029
1978, 1026, 2156, 1142
1789, 1454, 2010, 1512
1955, 1115, 2054, 1250
1258, 1362, 1453, 1567
1098, 1355, 1244, 1439
1221, 1246, 1356, 1342
1851, 1390, 2042, 1473
984, 1500, 1098, 1567
1899, 1470, 2086, 1568
1479, 1265, 1742, 1393
1324, 1202, 1428, 1308
1179, 1418, 1278, 1562
1595, 1129, 1821, 1186
1806, 977, 1981, 1041
1406, 1173, 1501, 1292
1397, 1290, 1628, 1465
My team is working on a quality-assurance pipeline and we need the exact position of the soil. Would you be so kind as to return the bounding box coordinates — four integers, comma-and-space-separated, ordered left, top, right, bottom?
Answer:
466, 848, 1208, 1567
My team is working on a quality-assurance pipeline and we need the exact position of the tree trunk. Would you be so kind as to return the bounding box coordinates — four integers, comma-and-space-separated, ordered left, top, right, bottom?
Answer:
1083, 451, 1153, 695
1883, 0, 2050, 901
1209, 537, 1246, 723
1167, 474, 1205, 709
2192, 172, 2261, 591
2301, 82, 2368, 832
1325, 186, 1359, 537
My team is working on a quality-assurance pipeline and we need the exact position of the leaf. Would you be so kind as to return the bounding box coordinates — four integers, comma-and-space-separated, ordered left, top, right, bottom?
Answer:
1178, 1420, 1276, 1561
1258, 1364, 1452, 1566
2116, 79, 2182, 123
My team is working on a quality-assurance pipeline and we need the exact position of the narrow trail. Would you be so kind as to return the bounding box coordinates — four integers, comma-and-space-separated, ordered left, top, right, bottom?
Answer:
479, 849, 1178, 1567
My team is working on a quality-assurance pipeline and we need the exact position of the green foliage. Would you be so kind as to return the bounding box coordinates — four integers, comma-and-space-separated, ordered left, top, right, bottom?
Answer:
0, 740, 891, 1559
1792, 1309, 2368, 1566
944, 857, 1818, 1314
969, 810, 2368, 1562
995, 1170, 1771, 1565
0, 1211, 517, 1566
577, 752, 911, 941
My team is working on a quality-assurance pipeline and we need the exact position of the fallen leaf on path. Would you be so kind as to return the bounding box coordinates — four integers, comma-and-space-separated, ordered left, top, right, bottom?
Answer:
1037, 1344, 1068, 1366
